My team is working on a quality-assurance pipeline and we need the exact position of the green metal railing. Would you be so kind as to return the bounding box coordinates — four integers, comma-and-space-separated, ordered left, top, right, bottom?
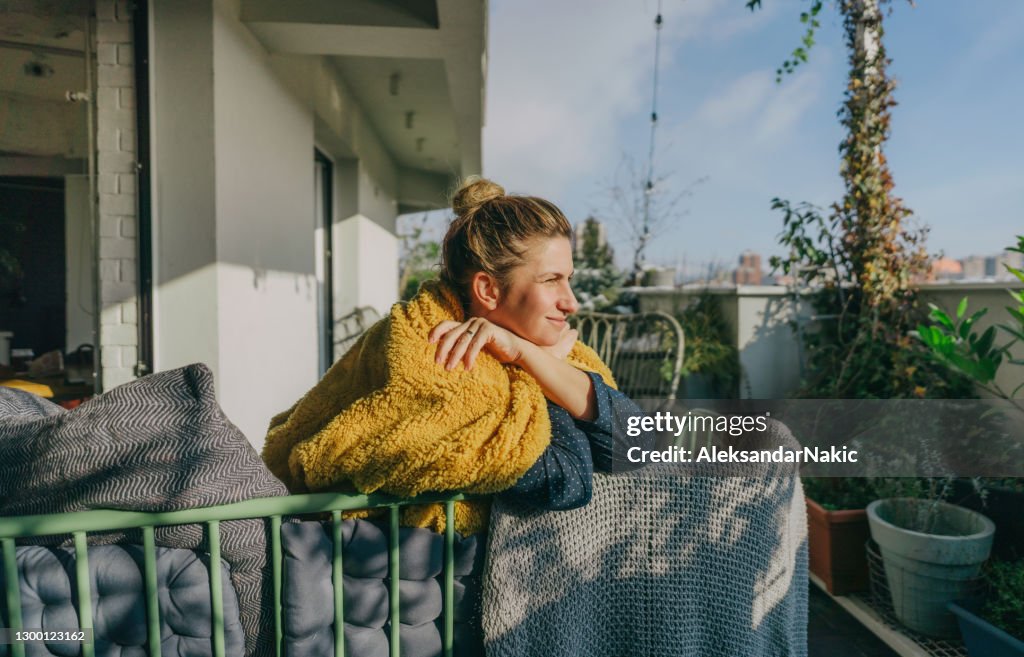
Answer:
0, 492, 473, 657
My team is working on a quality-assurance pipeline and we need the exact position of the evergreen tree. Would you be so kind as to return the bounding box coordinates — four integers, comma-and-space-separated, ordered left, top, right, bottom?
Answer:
571, 217, 623, 311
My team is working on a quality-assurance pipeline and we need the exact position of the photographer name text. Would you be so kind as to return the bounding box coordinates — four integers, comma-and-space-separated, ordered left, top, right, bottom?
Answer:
626, 445, 858, 464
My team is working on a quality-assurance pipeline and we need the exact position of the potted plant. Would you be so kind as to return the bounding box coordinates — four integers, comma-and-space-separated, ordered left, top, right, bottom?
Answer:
673, 291, 740, 399
948, 559, 1024, 656
801, 478, 876, 595
867, 492, 996, 638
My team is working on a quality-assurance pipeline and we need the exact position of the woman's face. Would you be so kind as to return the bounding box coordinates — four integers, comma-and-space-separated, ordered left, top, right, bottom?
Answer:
484, 236, 580, 346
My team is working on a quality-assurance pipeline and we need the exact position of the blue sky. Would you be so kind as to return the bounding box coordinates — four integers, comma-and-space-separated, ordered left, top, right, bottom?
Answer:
477, 0, 1024, 274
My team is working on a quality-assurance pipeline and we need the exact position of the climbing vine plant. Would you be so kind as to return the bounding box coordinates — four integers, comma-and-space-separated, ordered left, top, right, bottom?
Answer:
750, 0, 970, 398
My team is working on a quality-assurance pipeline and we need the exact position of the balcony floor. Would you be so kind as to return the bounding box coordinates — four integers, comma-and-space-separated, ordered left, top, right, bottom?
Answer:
809, 584, 899, 657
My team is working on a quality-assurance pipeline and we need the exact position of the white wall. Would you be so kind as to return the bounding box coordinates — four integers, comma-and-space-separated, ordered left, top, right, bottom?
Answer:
333, 214, 399, 321
150, 0, 409, 449
212, 0, 320, 444
151, 0, 221, 381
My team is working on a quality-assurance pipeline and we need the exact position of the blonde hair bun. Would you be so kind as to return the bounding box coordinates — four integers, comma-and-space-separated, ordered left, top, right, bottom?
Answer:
451, 176, 505, 218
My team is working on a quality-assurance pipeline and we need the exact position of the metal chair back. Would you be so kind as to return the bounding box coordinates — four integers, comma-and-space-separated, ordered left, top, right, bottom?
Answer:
571, 311, 685, 400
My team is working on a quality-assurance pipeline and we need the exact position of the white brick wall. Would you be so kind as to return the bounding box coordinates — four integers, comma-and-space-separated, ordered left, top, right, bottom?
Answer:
95, 0, 139, 390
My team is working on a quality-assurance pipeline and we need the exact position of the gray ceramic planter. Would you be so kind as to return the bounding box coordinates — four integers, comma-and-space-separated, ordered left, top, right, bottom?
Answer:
867, 498, 995, 638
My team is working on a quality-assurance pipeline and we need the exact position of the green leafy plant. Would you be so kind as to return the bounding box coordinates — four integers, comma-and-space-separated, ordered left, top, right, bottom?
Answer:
673, 292, 740, 398
981, 559, 1024, 640
398, 214, 441, 301
916, 235, 1024, 406
803, 477, 878, 511
771, 200, 973, 399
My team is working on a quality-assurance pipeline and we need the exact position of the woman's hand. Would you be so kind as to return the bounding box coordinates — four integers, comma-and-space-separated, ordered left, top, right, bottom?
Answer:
429, 318, 524, 371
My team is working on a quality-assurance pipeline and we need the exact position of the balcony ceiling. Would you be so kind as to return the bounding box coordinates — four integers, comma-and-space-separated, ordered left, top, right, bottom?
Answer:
0, 0, 89, 159
242, 0, 485, 180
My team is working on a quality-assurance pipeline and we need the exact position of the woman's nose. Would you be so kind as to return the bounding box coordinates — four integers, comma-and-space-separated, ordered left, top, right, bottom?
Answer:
558, 284, 580, 315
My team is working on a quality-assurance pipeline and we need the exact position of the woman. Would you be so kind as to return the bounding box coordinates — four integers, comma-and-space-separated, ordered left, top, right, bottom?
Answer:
262, 177, 650, 533
432, 177, 650, 511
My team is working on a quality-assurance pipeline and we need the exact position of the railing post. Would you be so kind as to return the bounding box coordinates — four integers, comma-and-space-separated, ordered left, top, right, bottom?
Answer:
271, 515, 283, 657
207, 521, 225, 657
331, 510, 345, 657
443, 501, 455, 657
142, 527, 162, 657
2, 538, 25, 657
388, 506, 400, 657
73, 532, 95, 657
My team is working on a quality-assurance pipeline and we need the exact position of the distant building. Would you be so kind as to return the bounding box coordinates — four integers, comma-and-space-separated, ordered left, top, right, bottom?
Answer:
959, 251, 1022, 280
995, 250, 1024, 279
733, 250, 763, 285
960, 255, 989, 280
930, 257, 964, 281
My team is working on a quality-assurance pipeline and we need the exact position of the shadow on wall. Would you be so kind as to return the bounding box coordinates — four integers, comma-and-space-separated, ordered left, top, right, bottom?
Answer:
743, 295, 807, 399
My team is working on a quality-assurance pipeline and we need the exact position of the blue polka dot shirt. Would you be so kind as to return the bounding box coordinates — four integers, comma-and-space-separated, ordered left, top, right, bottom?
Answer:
501, 371, 652, 510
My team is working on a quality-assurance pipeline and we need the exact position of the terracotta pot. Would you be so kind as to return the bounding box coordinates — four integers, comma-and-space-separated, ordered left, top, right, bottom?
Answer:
806, 496, 870, 595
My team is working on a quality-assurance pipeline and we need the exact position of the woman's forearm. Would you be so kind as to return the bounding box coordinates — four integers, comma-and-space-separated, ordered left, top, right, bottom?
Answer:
515, 340, 597, 421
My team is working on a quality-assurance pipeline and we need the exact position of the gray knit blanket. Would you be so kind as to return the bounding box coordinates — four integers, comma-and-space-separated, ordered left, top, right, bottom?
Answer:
0, 365, 288, 657
482, 422, 809, 657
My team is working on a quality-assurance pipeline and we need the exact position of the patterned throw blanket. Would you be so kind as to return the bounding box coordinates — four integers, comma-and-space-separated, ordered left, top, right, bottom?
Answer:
0, 365, 288, 657
482, 421, 809, 657
263, 279, 614, 535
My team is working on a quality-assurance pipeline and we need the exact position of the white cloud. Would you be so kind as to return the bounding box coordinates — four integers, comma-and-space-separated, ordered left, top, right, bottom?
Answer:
753, 68, 822, 144
694, 70, 775, 128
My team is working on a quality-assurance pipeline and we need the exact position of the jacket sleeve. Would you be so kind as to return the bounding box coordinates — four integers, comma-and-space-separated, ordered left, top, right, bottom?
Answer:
499, 400, 594, 510
573, 371, 655, 473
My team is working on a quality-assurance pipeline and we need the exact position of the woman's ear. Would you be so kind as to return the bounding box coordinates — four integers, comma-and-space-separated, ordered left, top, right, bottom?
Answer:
470, 271, 501, 311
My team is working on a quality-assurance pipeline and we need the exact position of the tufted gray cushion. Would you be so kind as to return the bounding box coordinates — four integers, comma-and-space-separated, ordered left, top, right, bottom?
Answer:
281, 519, 485, 657
0, 365, 288, 657
0, 545, 244, 657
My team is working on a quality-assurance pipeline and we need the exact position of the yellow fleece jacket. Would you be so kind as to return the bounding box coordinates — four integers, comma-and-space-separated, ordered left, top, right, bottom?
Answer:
262, 280, 614, 535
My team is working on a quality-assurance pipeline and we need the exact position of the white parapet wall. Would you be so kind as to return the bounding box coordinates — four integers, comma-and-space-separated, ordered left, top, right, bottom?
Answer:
636, 282, 1024, 400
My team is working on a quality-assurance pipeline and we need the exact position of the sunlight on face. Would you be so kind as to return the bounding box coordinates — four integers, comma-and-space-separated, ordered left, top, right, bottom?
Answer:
486, 236, 580, 346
